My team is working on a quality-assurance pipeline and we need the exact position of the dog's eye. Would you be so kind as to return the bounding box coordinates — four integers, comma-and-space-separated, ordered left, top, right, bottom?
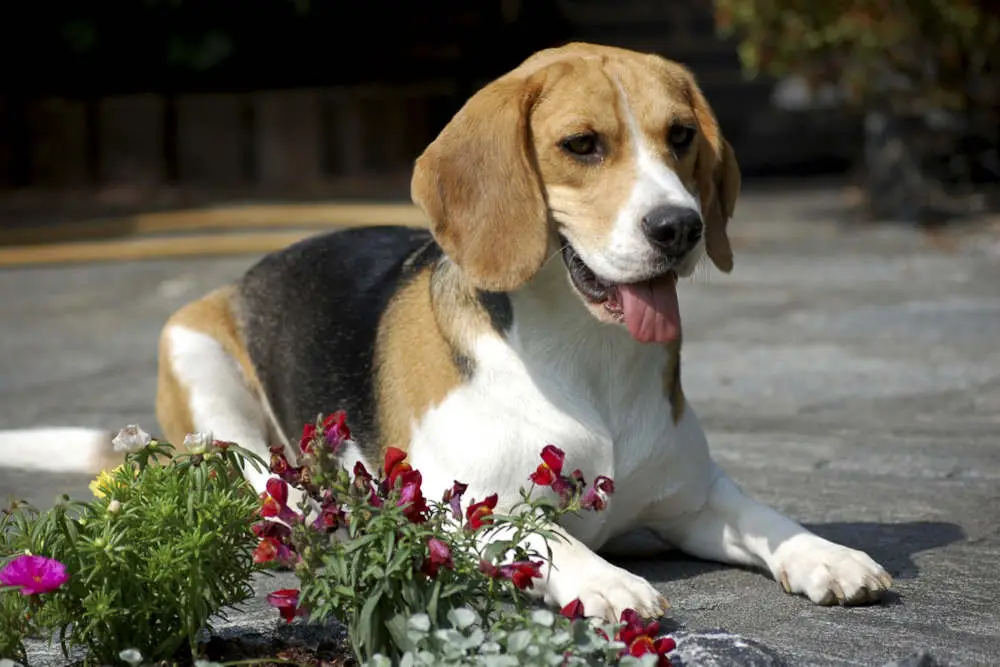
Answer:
667, 124, 696, 152
560, 133, 601, 160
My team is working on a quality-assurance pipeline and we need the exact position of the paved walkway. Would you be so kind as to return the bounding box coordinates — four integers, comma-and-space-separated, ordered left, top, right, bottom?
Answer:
2, 184, 998, 666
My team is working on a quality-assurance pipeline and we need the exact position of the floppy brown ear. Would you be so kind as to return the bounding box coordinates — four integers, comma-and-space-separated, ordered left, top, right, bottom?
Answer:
690, 80, 741, 273
411, 75, 549, 292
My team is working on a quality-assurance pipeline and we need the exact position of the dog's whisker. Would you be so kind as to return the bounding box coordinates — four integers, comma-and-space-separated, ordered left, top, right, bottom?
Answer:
541, 242, 571, 269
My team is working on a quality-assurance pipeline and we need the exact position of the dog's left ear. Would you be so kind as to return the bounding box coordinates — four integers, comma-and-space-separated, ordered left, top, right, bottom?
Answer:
411, 73, 549, 292
688, 77, 741, 273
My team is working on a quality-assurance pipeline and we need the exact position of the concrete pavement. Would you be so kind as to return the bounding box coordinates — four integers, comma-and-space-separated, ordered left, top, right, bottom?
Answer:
2, 184, 998, 665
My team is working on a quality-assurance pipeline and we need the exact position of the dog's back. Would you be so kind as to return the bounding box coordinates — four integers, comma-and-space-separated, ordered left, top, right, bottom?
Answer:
237, 225, 438, 447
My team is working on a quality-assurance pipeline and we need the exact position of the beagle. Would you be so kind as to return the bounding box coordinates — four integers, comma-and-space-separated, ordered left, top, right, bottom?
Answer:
156, 42, 892, 622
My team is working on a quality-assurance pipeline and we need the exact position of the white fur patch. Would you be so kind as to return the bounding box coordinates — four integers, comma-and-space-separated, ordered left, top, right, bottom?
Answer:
166, 325, 274, 493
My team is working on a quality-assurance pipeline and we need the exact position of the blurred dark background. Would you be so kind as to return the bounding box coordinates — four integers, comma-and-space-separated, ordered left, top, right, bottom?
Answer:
0, 0, 996, 225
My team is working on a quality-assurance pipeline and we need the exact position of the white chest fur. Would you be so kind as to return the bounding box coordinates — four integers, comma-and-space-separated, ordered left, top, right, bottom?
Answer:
407, 265, 715, 550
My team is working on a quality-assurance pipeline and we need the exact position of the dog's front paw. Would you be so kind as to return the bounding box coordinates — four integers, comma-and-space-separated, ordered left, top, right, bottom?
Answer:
546, 557, 669, 623
776, 537, 892, 606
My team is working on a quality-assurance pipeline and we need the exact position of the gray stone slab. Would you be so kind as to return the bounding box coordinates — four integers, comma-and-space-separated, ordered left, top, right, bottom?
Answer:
3, 184, 998, 666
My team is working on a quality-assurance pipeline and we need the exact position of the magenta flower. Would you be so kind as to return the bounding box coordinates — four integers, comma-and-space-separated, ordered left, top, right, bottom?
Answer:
442, 480, 468, 520
267, 588, 307, 623
0, 555, 69, 595
421, 537, 454, 578
581, 475, 616, 512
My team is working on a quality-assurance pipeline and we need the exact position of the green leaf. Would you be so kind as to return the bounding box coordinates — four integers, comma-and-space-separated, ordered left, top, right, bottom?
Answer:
447, 606, 478, 630
506, 629, 532, 654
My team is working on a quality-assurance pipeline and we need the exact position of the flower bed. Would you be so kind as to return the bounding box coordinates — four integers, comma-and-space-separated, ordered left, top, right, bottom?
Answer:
1, 416, 677, 667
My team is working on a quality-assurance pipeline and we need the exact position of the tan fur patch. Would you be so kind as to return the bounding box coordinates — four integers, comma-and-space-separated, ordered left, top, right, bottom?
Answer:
373, 268, 465, 456
156, 286, 261, 449
373, 258, 504, 459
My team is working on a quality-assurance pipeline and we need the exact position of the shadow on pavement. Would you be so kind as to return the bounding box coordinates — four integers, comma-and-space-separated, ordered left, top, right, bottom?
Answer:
606, 520, 965, 586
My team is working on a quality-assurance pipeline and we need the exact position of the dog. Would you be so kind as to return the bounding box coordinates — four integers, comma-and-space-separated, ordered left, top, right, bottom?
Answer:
155, 42, 892, 622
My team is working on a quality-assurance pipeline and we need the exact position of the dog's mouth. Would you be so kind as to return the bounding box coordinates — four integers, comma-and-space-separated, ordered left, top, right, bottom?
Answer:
561, 241, 681, 345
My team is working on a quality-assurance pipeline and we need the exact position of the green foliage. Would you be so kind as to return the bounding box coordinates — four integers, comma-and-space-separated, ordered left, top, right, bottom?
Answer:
367, 607, 657, 667
260, 419, 630, 665
0, 438, 264, 666
713, 0, 1000, 111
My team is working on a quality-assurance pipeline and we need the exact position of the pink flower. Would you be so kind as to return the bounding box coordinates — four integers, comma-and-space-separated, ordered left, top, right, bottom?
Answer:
0, 555, 69, 595
267, 588, 307, 623
421, 537, 454, 578
442, 481, 468, 520
259, 477, 301, 524
529, 445, 565, 486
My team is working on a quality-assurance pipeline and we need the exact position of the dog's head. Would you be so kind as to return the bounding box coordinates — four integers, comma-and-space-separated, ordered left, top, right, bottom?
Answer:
411, 42, 741, 344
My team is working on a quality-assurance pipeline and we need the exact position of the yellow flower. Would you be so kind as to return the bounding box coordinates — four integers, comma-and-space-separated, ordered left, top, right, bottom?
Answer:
89, 465, 124, 499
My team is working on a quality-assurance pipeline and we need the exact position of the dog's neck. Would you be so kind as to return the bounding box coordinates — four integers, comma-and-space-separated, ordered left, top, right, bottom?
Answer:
428, 255, 686, 423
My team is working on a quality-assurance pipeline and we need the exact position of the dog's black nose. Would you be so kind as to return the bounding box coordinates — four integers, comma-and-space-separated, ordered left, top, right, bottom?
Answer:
641, 205, 703, 255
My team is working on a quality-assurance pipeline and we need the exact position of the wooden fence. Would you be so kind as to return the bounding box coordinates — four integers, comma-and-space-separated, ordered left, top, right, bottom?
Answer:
0, 82, 457, 192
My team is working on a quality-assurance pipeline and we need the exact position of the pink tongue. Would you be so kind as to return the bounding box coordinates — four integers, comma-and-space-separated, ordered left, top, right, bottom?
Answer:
618, 274, 681, 344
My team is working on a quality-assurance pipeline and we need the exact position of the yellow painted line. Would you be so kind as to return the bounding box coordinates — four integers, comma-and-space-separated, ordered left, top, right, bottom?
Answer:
0, 230, 324, 267
0, 202, 428, 246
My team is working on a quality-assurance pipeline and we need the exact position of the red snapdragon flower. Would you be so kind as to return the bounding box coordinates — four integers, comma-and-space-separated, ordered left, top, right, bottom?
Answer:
529, 445, 565, 486
442, 480, 468, 520
259, 477, 301, 524
526, 445, 590, 506
617, 609, 675, 666
560, 598, 586, 619
383, 446, 412, 487
252, 520, 298, 566
421, 537, 454, 578
465, 493, 498, 530
501, 561, 543, 590
0, 555, 69, 595
397, 469, 429, 523
310, 489, 345, 533
253, 537, 297, 567
581, 475, 616, 512
299, 411, 351, 455
353, 461, 383, 507
268, 445, 302, 485
267, 588, 307, 623
479, 559, 543, 590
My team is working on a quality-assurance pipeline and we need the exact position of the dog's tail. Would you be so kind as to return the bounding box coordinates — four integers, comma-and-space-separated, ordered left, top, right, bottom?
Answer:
0, 427, 118, 475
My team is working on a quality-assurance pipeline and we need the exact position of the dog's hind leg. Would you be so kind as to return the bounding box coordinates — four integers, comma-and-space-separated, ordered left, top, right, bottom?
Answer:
156, 287, 280, 496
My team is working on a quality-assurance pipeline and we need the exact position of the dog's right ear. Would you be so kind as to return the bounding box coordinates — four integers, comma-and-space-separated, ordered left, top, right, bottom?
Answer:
411, 74, 549, 293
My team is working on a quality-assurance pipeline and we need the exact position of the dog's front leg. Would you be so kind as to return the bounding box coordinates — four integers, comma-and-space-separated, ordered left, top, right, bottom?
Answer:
491, 520, 669, 623
653, 466, 893, 605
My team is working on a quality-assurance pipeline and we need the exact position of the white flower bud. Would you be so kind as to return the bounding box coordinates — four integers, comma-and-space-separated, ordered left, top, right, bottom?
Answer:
183, 431, 214, 455
112, 425, 151, 453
